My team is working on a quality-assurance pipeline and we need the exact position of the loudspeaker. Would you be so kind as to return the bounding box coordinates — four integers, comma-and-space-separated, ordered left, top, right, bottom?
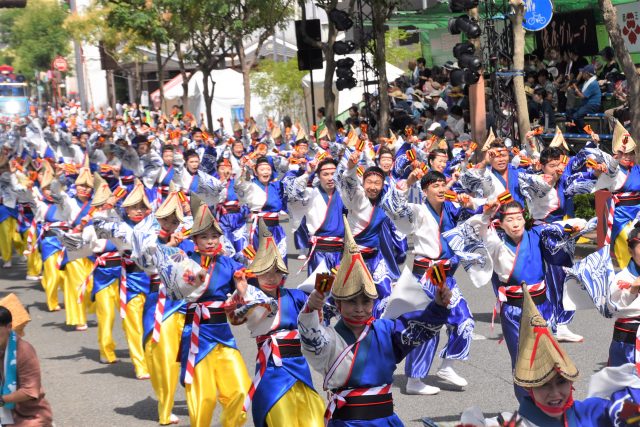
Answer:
295, 19, 323, 71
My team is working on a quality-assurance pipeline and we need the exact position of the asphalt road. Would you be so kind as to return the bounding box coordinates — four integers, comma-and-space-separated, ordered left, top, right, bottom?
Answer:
0, 228, 614, 427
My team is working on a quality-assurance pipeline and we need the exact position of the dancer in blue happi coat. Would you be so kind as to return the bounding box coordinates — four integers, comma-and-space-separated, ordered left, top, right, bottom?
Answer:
298, 217, 451, 426
285, 158, 346, 274
383, 170, 477, 395
337, 150, 401, 313
227, 219, 324, 427
214, 157, 249, 261
235, 156, 288, 261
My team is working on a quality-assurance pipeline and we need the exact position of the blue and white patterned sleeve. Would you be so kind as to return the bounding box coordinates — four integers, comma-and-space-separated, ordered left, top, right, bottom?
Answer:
390, 302, 448, 362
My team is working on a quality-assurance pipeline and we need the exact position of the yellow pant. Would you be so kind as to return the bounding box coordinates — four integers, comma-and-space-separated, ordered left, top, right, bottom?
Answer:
95, 280, 119, 363
185, 344, 250, 427
63, 258, 93, 326
265, 381, 325, 427
0, 217, 17, 263
122, 294, 149, 378
614, 221, 634, 268
144, 312, 185, 425
42, 253, 64, 311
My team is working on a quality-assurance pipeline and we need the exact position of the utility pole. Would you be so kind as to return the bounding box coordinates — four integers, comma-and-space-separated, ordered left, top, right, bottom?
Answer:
69, 0, 88, 111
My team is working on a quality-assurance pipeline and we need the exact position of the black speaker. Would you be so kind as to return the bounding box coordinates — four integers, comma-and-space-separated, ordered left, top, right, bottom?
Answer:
295, 19, 323, 71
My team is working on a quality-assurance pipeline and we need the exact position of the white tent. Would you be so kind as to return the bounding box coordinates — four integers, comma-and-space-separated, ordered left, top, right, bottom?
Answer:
151, 69, 264, 128
301, 54, 406, 125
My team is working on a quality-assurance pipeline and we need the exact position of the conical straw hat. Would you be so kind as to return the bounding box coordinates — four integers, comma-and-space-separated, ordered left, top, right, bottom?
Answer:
155, 182, 184, 222
121, 178, 151, 209
247, 218, 288, 275
612, 119, 636, 154
91, 172, 113, 207
189, 193, 222, 236
549, 126, 569, 151
481, 128, 496, 151
513, 285, 579, 388
331, 216, 377, 300
75, 155, 94, 188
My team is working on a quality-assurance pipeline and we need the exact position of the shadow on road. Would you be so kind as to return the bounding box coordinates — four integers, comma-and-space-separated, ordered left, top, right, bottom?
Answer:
114, 396, 157, 422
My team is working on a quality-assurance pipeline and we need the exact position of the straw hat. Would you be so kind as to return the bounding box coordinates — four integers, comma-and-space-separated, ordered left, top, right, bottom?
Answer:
612, 119, 636, 154
0, 293, 30, 335
233, 120, 243, 133
189, 193, 222, 236
91, 172, 113, 207
247, 218, 288, 276
331, 216, 377, 300
75, 155, 94, 188
389, 88, 408, 100
549, 126, 569, 151
296, 126, 307, 142
155, 182, 184, 222
481, 128, 496, 151
271, 125, 282, 139
121, 178, 151, 209
317, 127, 329, 140
513, 285, 579, 388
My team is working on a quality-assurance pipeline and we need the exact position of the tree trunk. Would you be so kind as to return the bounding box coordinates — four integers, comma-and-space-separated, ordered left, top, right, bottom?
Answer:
468, 7, 487, 146
372, 3, 390, 138
509, 0, 530, 144
323, 23, 338, 138
599, 0, 640, 156
237, 42, 252, 119
175, 42, 190, 111
134, 60, 142, 104
201, 69, 215, 132
155, 39, 165, 110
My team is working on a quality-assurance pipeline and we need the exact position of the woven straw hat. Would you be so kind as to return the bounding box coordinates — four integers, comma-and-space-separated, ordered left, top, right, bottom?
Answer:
612, 119, 636, 154
549, 126, 569, 151
189, 193, 222, 236
331, 216, 377, 300
91, 172, 113, 207
75, 155, 94, 188
481, 128, 496, 151
121, 178, 151, 209
155, 182, 184, 222
271, 125, 282, 139
0, 293, 30, 335
513, 285, 579, 388
247, 218, 288, 275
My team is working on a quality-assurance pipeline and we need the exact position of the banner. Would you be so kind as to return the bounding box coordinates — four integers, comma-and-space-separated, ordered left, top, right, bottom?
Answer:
535, 10, 599, 56
616, 2, 640, 53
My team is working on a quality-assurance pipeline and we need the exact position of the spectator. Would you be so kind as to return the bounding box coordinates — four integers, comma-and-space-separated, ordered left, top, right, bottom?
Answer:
345, 105, 360, 127
566, 64, 602, 132
597, 46, 619, 80
530, 88, 556, 131
536, 69, 558, 108
446, 105, 465, 137
0, 306, 53, 426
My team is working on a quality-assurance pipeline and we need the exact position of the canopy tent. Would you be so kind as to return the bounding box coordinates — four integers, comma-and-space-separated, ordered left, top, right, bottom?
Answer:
301, 54, 406, 126
150, 69, 265, 129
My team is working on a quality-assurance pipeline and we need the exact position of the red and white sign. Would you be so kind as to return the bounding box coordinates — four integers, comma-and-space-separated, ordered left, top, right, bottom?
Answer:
52, 56, 68, 73
616, 2, 640, 53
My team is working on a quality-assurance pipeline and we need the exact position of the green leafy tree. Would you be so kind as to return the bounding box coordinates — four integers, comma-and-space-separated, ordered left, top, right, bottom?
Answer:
1, 0, 70, 76
385, 28, 420, 68
251, 58, 307, 119
227, 0, 295, 118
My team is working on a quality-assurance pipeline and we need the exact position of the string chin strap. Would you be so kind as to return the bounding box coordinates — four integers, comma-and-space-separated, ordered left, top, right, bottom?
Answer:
529, 385, 574, 424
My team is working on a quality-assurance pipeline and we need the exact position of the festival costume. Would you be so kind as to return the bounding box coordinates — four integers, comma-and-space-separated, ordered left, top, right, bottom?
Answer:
215, 175, 249, 259
229, 220, 324, 427
235, 164, 288, 261
0, 171, 21, 265
608, 260, 640, 367
298, 217, 449, 426
382, 184, 475, 381
160, 195, 250, 427
336, 164, 398, 312
595, 121, 640, 267
285, 170, 346, 274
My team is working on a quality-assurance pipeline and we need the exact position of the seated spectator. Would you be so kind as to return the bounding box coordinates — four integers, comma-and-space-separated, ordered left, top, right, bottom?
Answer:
566, 64, 601, 132
530, 88, 556, 131
0, 307, 53, 427
536, 69, 557, 108
597, 46, 619, 80
446, 105, 465, 137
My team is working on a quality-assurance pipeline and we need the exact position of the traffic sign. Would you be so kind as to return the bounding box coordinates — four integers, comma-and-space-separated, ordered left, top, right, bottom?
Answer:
523, 0, 553, 32
52, 56, 68, 73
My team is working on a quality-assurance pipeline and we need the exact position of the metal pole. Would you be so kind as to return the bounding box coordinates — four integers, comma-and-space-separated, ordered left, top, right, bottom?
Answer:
69, 0, 88, 111
310, 69, 317, 129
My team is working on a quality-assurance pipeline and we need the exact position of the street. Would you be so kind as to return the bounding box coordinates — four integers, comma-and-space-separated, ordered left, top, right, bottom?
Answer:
0, 228, 614, 427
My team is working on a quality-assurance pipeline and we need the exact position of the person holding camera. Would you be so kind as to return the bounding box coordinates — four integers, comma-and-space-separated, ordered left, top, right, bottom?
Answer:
566, 64, 602, 132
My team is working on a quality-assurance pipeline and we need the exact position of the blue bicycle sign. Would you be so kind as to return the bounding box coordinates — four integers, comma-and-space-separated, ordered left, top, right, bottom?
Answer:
523, 0, 553, 31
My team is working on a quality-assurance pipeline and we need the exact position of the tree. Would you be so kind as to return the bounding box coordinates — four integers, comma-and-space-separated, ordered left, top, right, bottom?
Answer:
1, 0, 71, 77
369, 0, 400, 138
384, 28, 420, 68
599, 0, 640, 153
509, 0, 530, 144
227, 0, 294, 118
251, 58, 307, 118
